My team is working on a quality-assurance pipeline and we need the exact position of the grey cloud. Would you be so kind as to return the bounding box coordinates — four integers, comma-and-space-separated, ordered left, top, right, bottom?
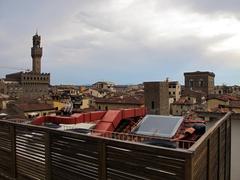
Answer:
1, 0, 240, 85
164, 0, 240, 14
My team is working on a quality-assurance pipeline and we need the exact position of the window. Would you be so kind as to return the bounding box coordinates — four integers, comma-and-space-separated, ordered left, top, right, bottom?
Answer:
169, 92, 171, 95
151, 101, 155, 110
105, 106, 108, 110
189, 80, 193, 88
199, 79, 204, 87
99, 106, 101, 110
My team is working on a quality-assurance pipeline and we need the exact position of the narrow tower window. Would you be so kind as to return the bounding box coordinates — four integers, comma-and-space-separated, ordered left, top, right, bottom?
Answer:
151, 101, 155, 109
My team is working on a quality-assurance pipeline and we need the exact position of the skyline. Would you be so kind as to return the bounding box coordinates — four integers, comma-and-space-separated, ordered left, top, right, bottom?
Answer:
1, 0, 240, 85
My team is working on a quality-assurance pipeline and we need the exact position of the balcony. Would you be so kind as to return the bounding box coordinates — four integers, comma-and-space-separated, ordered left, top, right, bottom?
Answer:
0, 112, 233, 180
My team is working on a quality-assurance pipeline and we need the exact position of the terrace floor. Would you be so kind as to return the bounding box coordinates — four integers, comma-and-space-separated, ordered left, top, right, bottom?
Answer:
231, 120, 240, 180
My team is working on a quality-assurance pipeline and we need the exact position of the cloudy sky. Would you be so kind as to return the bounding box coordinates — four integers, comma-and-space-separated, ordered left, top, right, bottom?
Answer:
0, 0, 240, 85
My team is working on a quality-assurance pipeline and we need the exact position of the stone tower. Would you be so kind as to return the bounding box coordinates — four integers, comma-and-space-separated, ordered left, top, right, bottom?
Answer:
31, 32, 42, 73
144, 81, 169, 115
4, 32, 50, 99
184, 71, 215, 96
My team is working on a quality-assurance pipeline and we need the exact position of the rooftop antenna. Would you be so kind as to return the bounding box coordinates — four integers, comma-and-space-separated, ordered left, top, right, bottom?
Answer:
36, 28, 38, 35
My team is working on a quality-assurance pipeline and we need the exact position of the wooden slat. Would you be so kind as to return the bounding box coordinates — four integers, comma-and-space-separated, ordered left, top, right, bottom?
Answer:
106, 145, 185, 180
15, 127, 46, 180
51, 134, 99, 180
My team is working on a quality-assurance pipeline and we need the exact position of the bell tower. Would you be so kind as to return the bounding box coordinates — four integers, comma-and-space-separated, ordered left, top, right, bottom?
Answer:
31, 32, 42, 73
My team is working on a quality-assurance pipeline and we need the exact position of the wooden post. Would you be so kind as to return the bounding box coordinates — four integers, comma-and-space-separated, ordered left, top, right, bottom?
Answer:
185, 154, 193, 180
45, 132, 51, 180
218, 127, 221, 180
228, 117, 232, 180
207, 138, 211, 180
98, 141, 107, 180
10, 125, 16, 179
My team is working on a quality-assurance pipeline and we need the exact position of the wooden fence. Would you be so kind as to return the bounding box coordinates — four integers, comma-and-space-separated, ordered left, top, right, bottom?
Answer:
0, 112, 232, 180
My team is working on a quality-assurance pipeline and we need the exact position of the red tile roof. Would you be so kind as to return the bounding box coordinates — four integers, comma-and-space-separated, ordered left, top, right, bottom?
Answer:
15, 103, 55, 112
95, 96, 144, 105
173, 97, 195, 105
208, 95, 239, 102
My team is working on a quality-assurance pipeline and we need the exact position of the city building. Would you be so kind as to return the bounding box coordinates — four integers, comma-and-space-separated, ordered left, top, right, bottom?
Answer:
9, 102, 55, 118
184, 71, 215, 96
171, 96, 197, 116
144, 81, 169, 115
92, 81, 116, 92
0, 93, 9, 110
169, 81, 181, 102
80, 96, 94, 110
207, 95, 240, 113
214, 85, 240, 95
95, 96, 144, 110
83, 88, 107, 98
1, 33, 50, 99
0, 79, 23, 98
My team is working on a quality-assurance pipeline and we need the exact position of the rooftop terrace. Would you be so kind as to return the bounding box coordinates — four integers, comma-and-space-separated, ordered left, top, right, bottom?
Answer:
0, 111, 233, 180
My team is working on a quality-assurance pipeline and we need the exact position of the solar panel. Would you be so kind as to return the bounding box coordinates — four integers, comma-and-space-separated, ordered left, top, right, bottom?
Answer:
132, 115, 184, 138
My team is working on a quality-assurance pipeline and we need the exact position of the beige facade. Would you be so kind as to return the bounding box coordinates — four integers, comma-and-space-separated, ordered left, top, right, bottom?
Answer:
171, 96, 197, 116
80, 97, 94, 110
92, 81, 115, 92
171, 104, 192, 116
169, 81, 181, 102
207, 98, 229, 111
85, 88, 106, 98
0, 95, 9, 110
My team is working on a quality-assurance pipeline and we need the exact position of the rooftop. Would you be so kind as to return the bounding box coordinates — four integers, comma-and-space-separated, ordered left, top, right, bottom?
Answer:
94, 96, 144, 105
14, 103, 55, 112
184, 71, 215, 77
